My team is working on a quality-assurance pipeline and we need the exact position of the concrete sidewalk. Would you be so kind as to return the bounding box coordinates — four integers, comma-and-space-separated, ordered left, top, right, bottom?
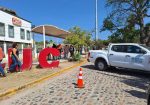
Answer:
0, 60, 86, 99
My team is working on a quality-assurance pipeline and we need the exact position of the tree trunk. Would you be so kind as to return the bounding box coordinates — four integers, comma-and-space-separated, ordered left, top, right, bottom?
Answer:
140, 27, 145, 44
139, 15, 146, 44
145, 26, 150, 46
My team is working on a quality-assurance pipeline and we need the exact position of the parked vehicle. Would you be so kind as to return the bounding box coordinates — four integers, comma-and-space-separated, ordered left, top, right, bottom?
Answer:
87, 43, 150, 71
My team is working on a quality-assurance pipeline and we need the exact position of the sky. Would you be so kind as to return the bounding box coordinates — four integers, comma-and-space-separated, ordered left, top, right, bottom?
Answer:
0, 0, 149, 43
0, 0, 110, 43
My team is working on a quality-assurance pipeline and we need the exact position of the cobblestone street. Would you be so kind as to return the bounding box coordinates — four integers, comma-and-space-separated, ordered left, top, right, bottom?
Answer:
0, 62, 150, 105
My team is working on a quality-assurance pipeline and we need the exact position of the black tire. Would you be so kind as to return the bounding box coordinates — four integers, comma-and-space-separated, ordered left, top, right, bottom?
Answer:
95, 59, 108, 71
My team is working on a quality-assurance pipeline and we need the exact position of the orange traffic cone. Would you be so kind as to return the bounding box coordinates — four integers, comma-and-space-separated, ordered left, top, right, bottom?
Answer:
76, 68, 84, 88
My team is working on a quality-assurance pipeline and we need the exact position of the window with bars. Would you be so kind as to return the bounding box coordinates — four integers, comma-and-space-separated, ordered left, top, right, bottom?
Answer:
27, 30, 30, 40
0, 22, 5, 36
8, 25, 14, 38
20, 28, 25, 39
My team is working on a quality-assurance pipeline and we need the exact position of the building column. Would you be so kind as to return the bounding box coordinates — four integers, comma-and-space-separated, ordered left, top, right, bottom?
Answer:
21, 44, 24, 50
3, 41, 7, 56
21, 44, 24, 59
43, 26, 46, 48
34, 44, 37, 58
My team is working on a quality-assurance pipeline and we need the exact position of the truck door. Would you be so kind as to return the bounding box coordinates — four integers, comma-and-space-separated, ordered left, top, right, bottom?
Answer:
125, 45, 146, 70
108, 45, 128, 68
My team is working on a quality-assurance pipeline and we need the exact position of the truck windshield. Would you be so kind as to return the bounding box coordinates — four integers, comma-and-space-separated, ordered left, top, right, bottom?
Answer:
140, 45, 150, 51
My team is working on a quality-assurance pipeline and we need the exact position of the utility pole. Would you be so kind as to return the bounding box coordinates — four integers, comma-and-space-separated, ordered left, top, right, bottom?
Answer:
95, 0, 98, 41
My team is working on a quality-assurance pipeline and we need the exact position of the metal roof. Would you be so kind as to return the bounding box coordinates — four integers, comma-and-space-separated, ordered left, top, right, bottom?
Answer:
32, 25, 71, 39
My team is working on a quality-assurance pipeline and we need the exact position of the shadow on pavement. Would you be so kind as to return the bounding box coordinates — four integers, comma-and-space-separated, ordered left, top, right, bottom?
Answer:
121, 78, 148, 90
81, 65, 96, 70
36, 64, 42, 69
125, 90, 147, 99
81, 64, 150, 99
72, 83, 77, 86
81, 65, 150, 79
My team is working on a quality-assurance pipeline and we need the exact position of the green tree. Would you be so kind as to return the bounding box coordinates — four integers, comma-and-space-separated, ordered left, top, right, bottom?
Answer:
105, 0, 150, 45
108, 27, 140, 43
101, 18, 116, 33
64, 26, 92, 49
90, 40, 109, 50
102, 15, 140, 43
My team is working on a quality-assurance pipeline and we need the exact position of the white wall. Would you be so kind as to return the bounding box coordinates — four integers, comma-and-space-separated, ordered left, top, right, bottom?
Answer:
0, 10, 32, 43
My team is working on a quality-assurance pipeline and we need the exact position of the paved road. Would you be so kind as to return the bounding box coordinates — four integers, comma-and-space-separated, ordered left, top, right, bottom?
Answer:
0, 62, 150, 105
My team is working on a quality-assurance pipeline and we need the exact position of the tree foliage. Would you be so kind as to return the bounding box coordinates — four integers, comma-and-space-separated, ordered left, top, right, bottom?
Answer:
108, 27, 140, 43
101, 18, 116, 33
103, 0, 150, 45
63, 26, 92, 48
96, 40, 109, 48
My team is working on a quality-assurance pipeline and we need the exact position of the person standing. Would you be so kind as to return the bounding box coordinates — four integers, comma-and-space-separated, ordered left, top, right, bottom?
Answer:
52, 43, 57, 60
69, 45, 74, 57
9, 43, 22, 72
64, 45, 69, 59
79, 46, 82, 55
28, 43, 32, 49
0, 47, 6, 77
57, 44, 62, 59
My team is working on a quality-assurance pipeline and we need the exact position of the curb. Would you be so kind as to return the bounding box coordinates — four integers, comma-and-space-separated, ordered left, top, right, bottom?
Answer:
0, 60, 87, 98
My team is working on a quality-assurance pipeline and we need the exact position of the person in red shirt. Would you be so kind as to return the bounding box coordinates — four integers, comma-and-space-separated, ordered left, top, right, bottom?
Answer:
0, 47, 6, 77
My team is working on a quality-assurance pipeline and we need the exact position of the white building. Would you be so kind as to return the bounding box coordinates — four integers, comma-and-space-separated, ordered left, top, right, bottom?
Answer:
0, 7, 32, 56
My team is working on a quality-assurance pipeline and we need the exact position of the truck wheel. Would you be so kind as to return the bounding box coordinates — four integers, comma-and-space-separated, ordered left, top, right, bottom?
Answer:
95, 60, 108, 71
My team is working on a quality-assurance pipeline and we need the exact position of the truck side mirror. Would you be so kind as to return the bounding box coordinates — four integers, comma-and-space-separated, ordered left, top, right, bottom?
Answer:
140, 49, 147, 54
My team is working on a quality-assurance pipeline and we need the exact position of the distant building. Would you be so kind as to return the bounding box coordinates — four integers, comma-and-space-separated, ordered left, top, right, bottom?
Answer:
0, 7, 32, 56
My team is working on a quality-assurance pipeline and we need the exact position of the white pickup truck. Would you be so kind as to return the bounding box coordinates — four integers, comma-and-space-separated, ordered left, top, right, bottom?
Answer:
87, 43, 150, 71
